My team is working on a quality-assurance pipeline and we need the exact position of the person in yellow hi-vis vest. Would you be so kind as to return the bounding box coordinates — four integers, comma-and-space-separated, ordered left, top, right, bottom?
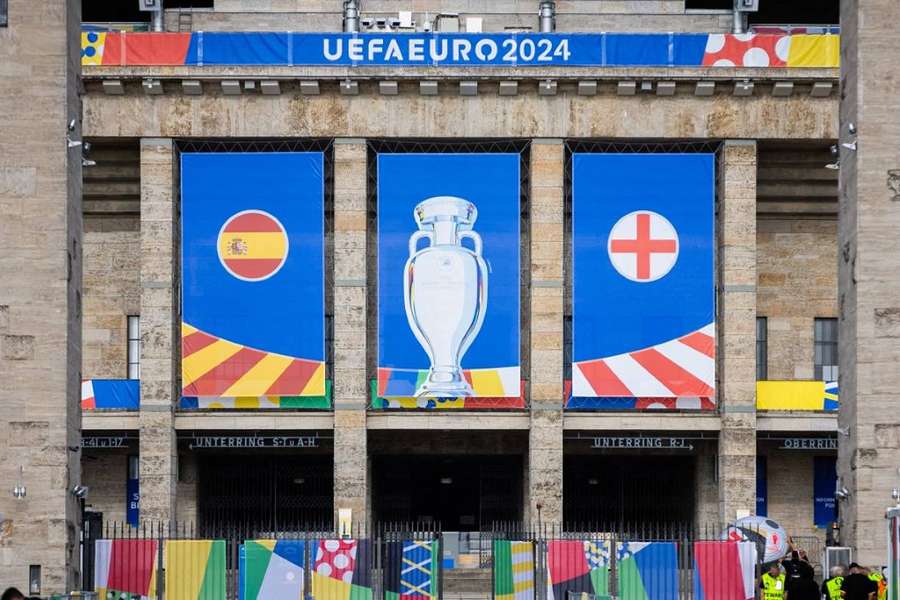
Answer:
867, 567, 887, 600
821, 565, 845, 600
760, 563, 786, 600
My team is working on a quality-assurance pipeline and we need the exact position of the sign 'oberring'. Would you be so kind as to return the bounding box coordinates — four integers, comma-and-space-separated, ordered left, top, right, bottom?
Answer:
779, 438, 837, 450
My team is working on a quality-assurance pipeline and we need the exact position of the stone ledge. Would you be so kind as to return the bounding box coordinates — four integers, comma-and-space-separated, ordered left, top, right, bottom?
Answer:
83, 65, 839, 81
564, 412, 722, 431
756, 412, 837, 432
367, 412, 531, 430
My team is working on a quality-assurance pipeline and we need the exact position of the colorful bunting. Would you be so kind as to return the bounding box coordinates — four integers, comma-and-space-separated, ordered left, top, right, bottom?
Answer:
494, 540, 535, 600
94, 539, 158, 600
242, 540, 305, 600
165, 540, 227, 600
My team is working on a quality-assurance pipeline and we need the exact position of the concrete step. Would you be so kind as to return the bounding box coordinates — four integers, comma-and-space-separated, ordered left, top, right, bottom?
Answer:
443, 567, 492, 594
442, 594, 491, 600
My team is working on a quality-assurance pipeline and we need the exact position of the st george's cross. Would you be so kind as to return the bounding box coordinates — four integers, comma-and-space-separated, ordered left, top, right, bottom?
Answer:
607, 210, 680, 282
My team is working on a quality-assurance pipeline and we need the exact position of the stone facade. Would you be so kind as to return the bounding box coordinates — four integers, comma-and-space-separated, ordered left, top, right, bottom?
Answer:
18, 0, 900, 582
757, 219, 839, 380
0, 0, 83, 593
717, 141, 759, 523
528, 140, 565, 524
138, 139, 179, 523
82, 451, 131, 524
837, 0, 900, 566
332, 140, 369, 525
82, 219, 141, 379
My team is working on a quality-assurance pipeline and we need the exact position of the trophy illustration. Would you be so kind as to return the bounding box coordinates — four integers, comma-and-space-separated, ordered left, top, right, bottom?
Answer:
403, 196, 489, 397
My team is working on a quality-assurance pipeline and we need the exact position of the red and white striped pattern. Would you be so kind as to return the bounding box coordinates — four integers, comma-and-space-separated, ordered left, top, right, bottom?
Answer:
573, 323, 715, 397
81, 380, 96, 409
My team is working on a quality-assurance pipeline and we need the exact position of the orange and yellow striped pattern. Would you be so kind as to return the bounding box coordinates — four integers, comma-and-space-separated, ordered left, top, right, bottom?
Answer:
181, 322, 325, 397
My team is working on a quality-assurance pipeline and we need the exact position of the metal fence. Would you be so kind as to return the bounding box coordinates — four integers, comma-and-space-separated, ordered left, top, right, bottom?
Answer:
82, 521, 442, 600
488, 522, 770, 600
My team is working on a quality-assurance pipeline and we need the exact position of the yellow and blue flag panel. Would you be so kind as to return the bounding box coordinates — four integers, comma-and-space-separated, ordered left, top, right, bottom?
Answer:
181, 153, 325, 401
756, 380, 838, 411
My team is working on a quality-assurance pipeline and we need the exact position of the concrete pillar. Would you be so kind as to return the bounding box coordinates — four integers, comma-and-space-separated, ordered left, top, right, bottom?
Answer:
717, 140, 758, 524
837, 0, 900, 565
528, 140, 565, 525
0, 0, 83, 590
333, 139, 368, 526
138, 138, 178, 523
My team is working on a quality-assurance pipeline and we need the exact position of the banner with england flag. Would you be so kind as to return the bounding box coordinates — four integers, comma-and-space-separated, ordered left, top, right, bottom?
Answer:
570, 153, 715, 410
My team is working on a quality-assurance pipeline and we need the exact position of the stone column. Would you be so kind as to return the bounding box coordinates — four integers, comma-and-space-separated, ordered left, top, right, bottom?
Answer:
837, 0, 900, 565
528, 140, 565, 525
717, 140, 758, 524
333, 139, 368, 526
138, 138, 178, 523
0, 0, 82, 590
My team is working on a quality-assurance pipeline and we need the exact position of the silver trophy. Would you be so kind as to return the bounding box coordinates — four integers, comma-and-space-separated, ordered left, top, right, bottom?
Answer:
403, 196, 489, 397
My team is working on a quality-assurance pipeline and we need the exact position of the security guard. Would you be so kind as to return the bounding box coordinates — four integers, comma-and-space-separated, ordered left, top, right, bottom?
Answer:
868, 567, 887, 600
822, 565, 845, 600
760, 563, 786, 600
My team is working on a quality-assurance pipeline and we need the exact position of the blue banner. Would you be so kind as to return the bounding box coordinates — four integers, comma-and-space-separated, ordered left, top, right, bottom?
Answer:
81, 379, 140, 410
181, 152, 326, 399
814, 456, 837, 527
376, 153, 521, 405
757, 455, 768, 517
126, 475, 140, 527
183, 32, 708, 67
571, 153, 715, 402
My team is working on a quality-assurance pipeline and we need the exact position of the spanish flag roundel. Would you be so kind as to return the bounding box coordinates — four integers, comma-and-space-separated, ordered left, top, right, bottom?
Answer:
217, 210, 288, 282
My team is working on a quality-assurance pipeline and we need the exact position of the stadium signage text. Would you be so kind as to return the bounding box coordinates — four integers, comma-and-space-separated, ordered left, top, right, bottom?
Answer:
82, 436, 129, 448
779, 438, 837, 450
590, 436, 694, 450
188, 435, 320, 449
321, 35, 572, 65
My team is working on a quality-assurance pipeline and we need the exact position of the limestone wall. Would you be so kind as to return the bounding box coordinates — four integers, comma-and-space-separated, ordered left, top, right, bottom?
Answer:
82, 219, 141, 379
757, 219, 838, 380
0, 0, 83, 591
82, 451, 130, 524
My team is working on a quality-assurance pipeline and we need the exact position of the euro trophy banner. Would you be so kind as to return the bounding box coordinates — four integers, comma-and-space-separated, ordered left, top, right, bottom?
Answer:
180, 152, 327, 409
376, 153, 523, 409
570, 153, 715, 410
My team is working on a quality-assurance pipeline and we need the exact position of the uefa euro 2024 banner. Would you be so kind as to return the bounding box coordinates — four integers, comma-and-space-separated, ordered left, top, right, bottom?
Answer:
180, 153, 326, 409
570, 153, 715, 411
376, 153, 523, 409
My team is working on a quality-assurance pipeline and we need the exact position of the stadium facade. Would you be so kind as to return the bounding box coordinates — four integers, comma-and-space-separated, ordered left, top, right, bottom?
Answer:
1, 0, 899, 593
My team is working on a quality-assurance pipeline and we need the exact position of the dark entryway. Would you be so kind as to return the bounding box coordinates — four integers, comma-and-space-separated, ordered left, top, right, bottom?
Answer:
197, 453, 333, 533
373, 455, 523, 530
564, 455, 695, 526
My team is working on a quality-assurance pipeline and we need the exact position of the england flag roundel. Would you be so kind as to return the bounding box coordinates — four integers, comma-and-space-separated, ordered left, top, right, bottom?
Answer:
607, 210, 679, 282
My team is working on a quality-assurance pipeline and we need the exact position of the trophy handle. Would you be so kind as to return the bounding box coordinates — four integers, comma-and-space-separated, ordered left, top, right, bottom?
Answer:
408, 231, 432, 257
458, 230, 483, 256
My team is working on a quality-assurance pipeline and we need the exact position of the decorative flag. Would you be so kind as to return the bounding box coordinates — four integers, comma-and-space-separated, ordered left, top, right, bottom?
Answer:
310, 539, 373, 600
571, 153, 715, 406
181, 152, 325, 401
693, 541, 757, 600
546, 540, 596, 600
616, 542, 679, 600
494, 541, 535, 600
164, 540, 227, 600
242, 540, 305, 600
94, 539, 158, 600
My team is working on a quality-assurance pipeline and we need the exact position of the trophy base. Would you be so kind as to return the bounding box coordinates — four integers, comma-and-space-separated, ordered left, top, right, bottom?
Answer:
415, 376, 474, 398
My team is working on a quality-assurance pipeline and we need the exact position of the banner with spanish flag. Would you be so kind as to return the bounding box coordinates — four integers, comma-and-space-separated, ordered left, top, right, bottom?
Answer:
181, 152, 325, 402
